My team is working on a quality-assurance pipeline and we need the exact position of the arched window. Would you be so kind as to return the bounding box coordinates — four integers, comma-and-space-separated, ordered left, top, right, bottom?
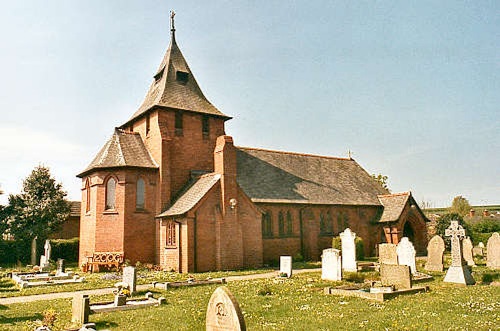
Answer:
105, 177, 116, 210
286, 211, 293, 235
320, 212, 326, 234
136, 178, 145, 210
278, 211, 285, 236
262, 212, 273, 238
85, 178, 91, 213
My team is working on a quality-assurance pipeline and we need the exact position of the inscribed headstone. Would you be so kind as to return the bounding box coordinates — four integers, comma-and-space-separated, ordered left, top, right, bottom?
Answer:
340, 228, 357, 272
378, 243, 398, 265
321, 248, 342, 281
486, 232, 500, 270
443, 220, 475, 285
72, 294, 90, 324
279, 256, 292, 278
396, 237, 416, 274
425, 235, 445, 272
122, 266, 137, 294
462, 237, 475, 266
380, 264, 412, 290
206, 286, 246, 331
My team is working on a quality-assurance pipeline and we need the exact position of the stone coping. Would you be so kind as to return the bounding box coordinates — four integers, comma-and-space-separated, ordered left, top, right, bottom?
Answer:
324, 286, 429, 302
152, 278, 226, 289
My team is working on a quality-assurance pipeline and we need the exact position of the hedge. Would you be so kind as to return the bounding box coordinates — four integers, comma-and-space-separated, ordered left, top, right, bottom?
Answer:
49, 238, 79, 262
0, 237, 79, 265
332, 236, 364, 260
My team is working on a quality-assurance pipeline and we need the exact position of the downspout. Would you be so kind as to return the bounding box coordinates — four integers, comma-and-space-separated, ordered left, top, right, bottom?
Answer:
193, 212, 198, 273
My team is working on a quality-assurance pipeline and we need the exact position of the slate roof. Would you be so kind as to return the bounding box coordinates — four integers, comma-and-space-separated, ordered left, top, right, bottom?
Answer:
123, 31, 230, 127
77, 129, 158, 177
157, 173, 221, 217
69, 201, 81, 217
236, 147, 389, 206
377, 192, 411, 223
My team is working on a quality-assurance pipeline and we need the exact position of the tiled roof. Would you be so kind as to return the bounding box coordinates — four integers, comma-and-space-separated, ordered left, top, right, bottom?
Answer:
236, 147, 389, 206
377, 192, 411, 223
124, 34, 230, 126
157, 173, 220, 217
77, 128, 158, 177
70, 201, 81, 217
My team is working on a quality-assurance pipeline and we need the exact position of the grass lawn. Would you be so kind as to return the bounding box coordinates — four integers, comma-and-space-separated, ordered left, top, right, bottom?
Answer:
0, 261, 498, 330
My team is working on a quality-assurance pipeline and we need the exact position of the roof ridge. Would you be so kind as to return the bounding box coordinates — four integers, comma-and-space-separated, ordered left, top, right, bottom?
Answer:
237, 146, 353, 161
378, 192, 411, 198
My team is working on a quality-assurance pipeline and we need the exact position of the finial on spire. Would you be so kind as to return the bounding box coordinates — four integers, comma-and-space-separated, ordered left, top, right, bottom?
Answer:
170, 10, 176, 33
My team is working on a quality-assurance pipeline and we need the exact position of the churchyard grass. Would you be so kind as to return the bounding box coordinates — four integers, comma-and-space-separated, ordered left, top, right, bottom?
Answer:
0, 265, 498, 330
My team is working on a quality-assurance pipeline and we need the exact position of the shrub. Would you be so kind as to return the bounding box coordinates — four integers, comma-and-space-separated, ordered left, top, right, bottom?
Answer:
0, 239, 31, 264
49, 238, 79, 262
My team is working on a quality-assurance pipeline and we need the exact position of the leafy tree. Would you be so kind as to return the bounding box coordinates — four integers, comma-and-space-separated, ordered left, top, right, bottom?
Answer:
371, 173, 390, 192
449, 195, 471, 217
435, 213, 472, 249
7, 166, 71, 243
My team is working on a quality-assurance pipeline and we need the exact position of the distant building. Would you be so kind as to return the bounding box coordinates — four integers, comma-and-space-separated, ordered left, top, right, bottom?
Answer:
49, 201, 81, 239
77, 17, 428, 272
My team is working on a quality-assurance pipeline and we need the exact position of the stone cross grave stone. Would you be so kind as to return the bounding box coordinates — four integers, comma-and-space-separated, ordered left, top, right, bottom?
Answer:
72, 294, 90, 324
486, 232, 500, 270
396, 237, 416, 274
279, 256, 292, 278
443, 220, 475, 285
40, 239, 52, 271
380, 264, 412, 290
206, 286, 246, 331
425, 235, 445, 272
462, 237, 475, 266
321, 248, 342, 281
378, 243, 398, 265
340, 228, 357, 272
122, 266, 137, 294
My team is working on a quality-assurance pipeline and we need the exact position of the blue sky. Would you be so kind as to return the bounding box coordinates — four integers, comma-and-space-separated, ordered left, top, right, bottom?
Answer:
0, 1, 498, 208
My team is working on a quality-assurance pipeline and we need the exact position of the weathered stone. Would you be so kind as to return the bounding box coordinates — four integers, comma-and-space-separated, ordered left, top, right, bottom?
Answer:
443, 221, 475, 285
340, 228, 357, 272
396, 237, 416, 274
122, 266, 137, 293
378, 243, 398, 265
462, 237, 475, 266
425, 235, 445, 272
279, 256, 292, 278
72, 294, 90, 324
31, 237, 37, 266
206, 286, 246, 331
380, 264, 412, 290
486, 232, 500, 269
321, 248, 341, 281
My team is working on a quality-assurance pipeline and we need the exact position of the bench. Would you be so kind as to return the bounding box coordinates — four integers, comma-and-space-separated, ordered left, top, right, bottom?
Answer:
85, 252, 124, 273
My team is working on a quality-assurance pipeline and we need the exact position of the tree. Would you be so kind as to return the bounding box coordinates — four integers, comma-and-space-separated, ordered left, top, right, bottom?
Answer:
7, 166, 71, 243
371, 173, 390, 192
449, 195, 471, 217
435, 213, 472, 249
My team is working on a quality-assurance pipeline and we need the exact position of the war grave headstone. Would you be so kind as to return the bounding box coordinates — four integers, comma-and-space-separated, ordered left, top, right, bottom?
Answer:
321, 248, 341, 281
443, 220, 475, 285
425, 235, 445, 272
378, 243, 398, 265
462, 237, 475, 266
279, 256, 292, 278
340, 228, 357, 272
380, 264, 412, 290
122, 266, 137, 294
206, 286, 246, 331
486, 232, 500, 269
396, 237, 416, 274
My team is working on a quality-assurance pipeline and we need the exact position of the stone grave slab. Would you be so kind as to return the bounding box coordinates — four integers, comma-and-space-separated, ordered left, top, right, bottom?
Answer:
72, 294, 90, 324
396, 237, 417, 274
340, 228, 357, 272
486, 232, 500, 269
206, 286, 246, 331
425, 235, 445, 272
443, 220, 475, 285
378, 243, 398, 265
462, 237, 475, 266
279, 256, 292, 278
321, 248, 341, 281
380, 264, 412, 290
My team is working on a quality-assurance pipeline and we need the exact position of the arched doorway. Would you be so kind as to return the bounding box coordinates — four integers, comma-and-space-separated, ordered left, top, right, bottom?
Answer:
403, 221, 415, 243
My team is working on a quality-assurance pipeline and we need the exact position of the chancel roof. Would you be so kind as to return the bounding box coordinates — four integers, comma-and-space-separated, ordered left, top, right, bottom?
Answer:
377, 192, 411, 223
77, 129, 158, 177
123, 28, 230, 127
236, 147, 389, 206
157, 173, 220, 217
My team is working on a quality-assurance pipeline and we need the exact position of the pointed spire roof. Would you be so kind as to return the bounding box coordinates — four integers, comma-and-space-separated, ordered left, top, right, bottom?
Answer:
122, 13, 230, 127
77, 128, 158, 177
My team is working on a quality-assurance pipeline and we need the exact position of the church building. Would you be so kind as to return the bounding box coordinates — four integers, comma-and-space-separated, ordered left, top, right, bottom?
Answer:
77, 16, 428, 272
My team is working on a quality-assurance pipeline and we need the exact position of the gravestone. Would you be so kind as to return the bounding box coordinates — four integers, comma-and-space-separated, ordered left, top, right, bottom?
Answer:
122, 266, 137, 294
206, 286, 246, 331
279, 256, 292, 278
462, 237, 475, 266
378, 243, 398, 265
39, 240, 52, 271
321, 248, 342, 281
443, 221, 475, 285
72, 294, 90, 324
340, 228, 357, 272
425, 235, 445, 272
55, 259, 66, 276
380, 264, 412, 290
486, 232, 500, 269
473, 242, 485, 257
396, 237, 416, 274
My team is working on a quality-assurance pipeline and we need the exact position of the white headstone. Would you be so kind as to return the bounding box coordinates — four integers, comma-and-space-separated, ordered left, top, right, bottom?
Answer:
206, 286, 246, 331
321, 248, 342, 281
279, 256, 292, 278
122, 266, 137, 294
340, 228, 357, 272
396, 237, 416, 274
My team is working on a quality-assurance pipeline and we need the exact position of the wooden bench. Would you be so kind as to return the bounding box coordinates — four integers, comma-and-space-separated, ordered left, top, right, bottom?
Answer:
85, 252, 124, 273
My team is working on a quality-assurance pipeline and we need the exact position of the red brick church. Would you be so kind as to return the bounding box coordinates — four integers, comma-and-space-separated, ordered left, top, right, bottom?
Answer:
77, 16, 428, 272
